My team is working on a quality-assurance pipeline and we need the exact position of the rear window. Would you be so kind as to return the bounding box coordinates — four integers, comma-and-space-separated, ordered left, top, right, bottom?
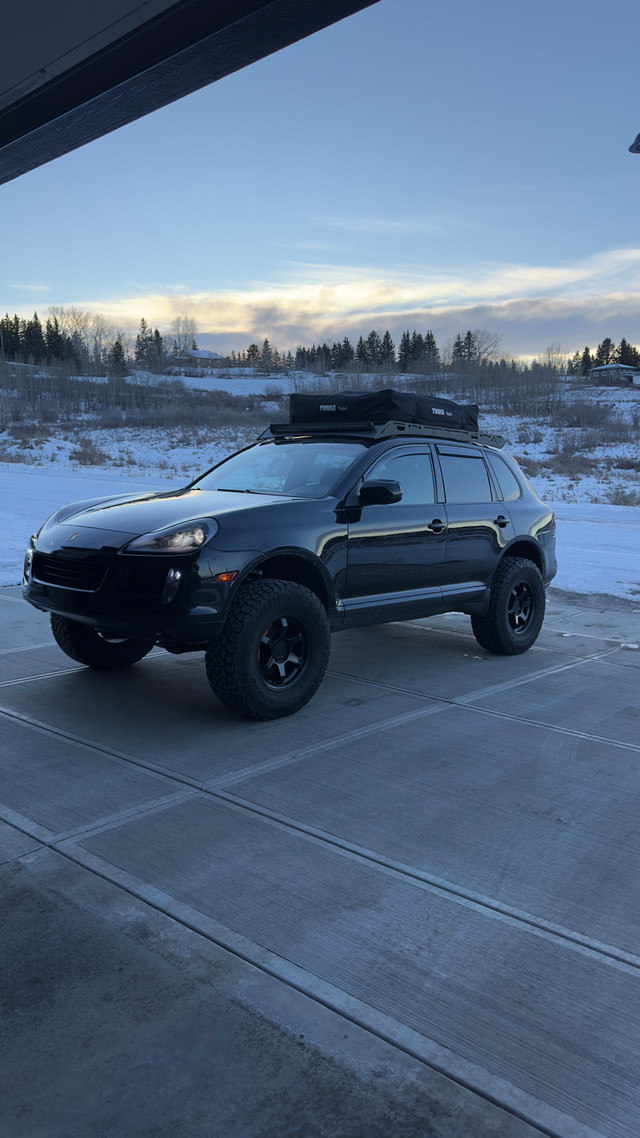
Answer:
194, 440, 366, 498
439, 453, 493, 504
487, 454, 522, 501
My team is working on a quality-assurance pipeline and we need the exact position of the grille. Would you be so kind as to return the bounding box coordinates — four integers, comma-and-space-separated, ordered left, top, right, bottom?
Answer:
32, 553, 109, 592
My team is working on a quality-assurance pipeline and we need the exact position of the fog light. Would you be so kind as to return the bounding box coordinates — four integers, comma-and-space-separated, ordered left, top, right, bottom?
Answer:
162, 568, 183, 605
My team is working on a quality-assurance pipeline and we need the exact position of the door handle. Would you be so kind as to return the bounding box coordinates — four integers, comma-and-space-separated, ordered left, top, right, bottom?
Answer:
428, 518, 446, 534
494, 514, 509, 528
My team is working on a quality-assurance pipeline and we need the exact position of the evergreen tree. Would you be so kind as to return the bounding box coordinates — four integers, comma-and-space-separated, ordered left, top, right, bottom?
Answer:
568, 350, 582, 375
366, 330, 382, 365
452, 334, 465, 366
579, 346, 593, 375
108, 336, 129, 377
594, 337, 615, 367
410, 331, 424, 364
615, 338, 640, 366
22, 312, 46, 362
44, 317, 63, 361
355, 336, 369, 367
462, 330, 477, 363
380, 331, 395, 368
0, 313, 21, 358
423, 330, 440, 371
134, 318, 154, 365
341, 337, 355, 365
246, 343, 260, 365
398, 331, 412, 372
261, 338, 273, 369
149, 329, 165, 373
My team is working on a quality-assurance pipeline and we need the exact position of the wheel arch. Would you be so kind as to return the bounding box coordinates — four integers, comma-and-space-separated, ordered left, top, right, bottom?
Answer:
235, 549, 333, 614
499, 538, 544, 575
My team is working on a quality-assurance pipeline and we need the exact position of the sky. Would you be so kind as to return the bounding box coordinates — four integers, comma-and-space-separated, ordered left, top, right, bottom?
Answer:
1, 0, 640, 360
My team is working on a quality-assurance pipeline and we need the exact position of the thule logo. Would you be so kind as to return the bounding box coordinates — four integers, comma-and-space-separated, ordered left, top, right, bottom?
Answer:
319, 405, 337, 411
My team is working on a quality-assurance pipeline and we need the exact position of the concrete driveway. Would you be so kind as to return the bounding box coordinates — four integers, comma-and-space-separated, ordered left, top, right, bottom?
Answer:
2, 583, 639, 1138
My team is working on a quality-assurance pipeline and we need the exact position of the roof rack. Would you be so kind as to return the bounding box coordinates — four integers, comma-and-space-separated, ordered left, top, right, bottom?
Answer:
259, 420, 506, 449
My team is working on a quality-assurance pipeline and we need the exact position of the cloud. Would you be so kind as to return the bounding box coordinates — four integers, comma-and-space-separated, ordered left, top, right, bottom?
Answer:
37, 246, 640, 355
9, 283, 51, 292
308, 213, 456, 235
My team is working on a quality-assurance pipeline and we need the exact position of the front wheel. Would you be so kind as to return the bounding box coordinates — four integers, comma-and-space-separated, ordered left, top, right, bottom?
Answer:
471, 557, 545, 655
205, 579, 331, 720
50, 614, 154, 670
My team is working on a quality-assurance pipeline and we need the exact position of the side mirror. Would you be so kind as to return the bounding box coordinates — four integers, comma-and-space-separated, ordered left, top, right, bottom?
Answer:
359, 479, 402, 505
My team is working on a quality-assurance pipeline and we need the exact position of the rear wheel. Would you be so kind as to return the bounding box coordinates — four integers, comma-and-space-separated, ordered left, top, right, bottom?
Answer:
471, 556, 545, 655
50, 614, 154, 670
205, 579, 330, 720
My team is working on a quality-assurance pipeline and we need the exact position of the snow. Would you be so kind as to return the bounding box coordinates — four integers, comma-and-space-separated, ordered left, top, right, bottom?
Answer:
2, 461, 640, 604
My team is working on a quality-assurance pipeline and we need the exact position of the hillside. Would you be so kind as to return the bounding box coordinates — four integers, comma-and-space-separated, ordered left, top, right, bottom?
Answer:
1, 367, 639, 507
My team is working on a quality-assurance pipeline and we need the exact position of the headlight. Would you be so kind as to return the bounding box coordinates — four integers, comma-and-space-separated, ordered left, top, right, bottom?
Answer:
123, 519, 217, 554
23, 542, 35, 582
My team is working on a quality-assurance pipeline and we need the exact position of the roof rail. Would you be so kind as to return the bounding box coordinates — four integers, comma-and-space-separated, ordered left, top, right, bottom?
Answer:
259, 420, 506, 448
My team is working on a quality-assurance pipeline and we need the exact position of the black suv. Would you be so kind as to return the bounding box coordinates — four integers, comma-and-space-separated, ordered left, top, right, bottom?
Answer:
23, 391, 556, 720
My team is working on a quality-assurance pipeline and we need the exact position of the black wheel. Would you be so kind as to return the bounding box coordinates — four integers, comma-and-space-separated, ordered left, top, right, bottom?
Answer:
471, 556, 545, 655
50, 614, 154, 670
205, 579, 331, 720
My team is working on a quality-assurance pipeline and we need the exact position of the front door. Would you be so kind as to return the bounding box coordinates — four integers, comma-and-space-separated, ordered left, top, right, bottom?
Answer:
343, 448, 447, 624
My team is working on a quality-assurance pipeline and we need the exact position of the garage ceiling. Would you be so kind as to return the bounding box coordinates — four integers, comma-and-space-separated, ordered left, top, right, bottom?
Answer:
0, 0, 379, 185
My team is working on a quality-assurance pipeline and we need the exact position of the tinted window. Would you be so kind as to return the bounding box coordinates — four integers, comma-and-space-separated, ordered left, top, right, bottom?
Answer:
439, 453, 493, 503
195, 440, 365, 497
366, 451, 435, 506
487, 454, 522, 501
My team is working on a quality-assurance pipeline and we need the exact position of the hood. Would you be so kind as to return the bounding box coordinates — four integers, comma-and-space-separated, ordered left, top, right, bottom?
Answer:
44, 486, 295, 538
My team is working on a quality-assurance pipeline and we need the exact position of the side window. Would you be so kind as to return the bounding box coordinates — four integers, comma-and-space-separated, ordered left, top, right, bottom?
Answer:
486, 454, 522, 501
439, 453, 493, 504
366, 452, 435, 506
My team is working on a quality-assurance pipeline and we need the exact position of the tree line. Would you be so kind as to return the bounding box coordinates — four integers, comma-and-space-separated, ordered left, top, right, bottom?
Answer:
568, 337, 640, 375
0, 310, 198, 376
2, 306, 638, 379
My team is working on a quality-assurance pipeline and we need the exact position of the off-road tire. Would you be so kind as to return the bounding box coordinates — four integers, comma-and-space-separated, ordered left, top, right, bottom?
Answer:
205, 579, 331, 720
471, 556, 545, 655
50, 614, 154, 670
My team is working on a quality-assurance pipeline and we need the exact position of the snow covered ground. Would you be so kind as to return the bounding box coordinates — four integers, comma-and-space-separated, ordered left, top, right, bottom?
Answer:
2, 460, 639, 604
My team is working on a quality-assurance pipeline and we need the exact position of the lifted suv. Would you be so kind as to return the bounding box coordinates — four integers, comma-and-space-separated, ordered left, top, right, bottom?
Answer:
23, 392, 556, 720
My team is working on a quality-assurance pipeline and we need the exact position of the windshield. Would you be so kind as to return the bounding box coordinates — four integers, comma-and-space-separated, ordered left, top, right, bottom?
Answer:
194, 440, 366, 498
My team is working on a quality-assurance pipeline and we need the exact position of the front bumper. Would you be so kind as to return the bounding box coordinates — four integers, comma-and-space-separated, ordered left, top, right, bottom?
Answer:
22, 537, 254, 645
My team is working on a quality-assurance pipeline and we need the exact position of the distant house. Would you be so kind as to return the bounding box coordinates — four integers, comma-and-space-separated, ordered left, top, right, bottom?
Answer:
588, 362, 640, 386
166, 349, 229, 369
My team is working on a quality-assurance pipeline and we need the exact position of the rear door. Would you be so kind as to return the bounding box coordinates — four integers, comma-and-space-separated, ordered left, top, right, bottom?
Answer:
434, 444, 515, 603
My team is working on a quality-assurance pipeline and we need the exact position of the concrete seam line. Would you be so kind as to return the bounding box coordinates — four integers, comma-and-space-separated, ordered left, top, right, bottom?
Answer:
0, 703, 204, 788
0, 641, 56, 655
207, 791, 640, 976
41, 841, 609, 1138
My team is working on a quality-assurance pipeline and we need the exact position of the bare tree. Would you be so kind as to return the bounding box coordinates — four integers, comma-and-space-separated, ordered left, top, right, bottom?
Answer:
47, 305, 92, 344
90, 313, 114, 374
543, 343, 567, 374
169, 316, 199, 354
471, 329, 503, 363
